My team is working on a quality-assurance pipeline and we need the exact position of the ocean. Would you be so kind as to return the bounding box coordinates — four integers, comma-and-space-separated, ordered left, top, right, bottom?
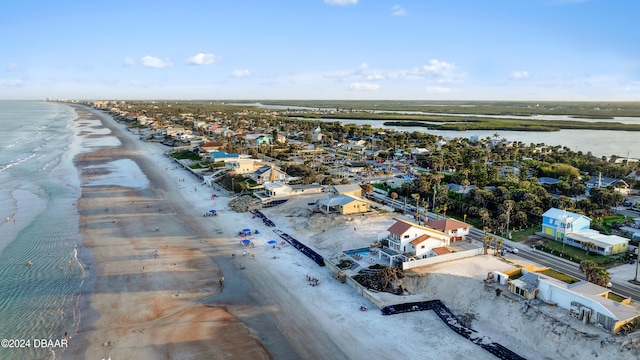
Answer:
0, 101, 85, 360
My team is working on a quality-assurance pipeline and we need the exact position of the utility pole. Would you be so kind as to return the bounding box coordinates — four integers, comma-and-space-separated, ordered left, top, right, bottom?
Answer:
505, 202, 512, 239
635, 247, 639, 283
432, 187, 437, 219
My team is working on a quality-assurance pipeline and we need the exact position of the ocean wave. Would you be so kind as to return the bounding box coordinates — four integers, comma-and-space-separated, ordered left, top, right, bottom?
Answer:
0, 153, 36, 173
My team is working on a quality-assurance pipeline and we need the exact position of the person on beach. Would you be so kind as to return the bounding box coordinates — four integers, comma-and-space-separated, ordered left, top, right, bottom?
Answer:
219, 276, 224, 287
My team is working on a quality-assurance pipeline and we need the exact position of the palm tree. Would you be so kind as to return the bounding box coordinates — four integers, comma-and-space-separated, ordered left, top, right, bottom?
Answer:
495, 239, 503, 256
579, 260, 598, 283
482, 234, 492, 255
584, 241, 597, 256
361, 184, 374, 198
411, 193, 421, 223
593, 268, 611, 287
479, 208, 490, 227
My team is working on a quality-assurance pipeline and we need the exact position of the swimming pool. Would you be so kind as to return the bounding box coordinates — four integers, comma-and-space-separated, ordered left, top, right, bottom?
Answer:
344, 248, 372, 257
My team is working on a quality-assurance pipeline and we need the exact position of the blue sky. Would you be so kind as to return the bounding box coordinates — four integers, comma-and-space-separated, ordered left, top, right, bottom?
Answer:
1, 0, 638, 101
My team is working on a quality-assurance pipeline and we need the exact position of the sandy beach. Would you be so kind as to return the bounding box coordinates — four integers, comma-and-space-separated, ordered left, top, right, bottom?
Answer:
62, 105, 640, 360
68, 107, 276, 359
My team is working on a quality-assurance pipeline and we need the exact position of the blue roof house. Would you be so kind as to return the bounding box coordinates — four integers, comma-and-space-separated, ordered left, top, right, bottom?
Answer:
209, 151, 239, 162
541, 208, 591, 241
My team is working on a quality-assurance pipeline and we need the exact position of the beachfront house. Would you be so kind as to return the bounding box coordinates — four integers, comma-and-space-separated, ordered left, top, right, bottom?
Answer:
329, 184, 363, 198
317, 194, 370, 215
209, 151, 240, 162
541, 208, 628, 255
423, 218, 473, 242
504, 267, 640, 335
253, 165, 287, 184
561, 230, 629, 256
379, 218, 452, 266
253, 182, 323, 206
225, 158, 265, 175
198, 141, 225, 158
541, 208, 590, 241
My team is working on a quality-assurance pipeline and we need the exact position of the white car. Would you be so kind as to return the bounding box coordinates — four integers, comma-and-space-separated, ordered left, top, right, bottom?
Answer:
503, 245, 519, 254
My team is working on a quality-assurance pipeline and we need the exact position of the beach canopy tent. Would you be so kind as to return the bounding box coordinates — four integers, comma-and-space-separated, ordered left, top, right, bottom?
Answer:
268, 240, 277, 245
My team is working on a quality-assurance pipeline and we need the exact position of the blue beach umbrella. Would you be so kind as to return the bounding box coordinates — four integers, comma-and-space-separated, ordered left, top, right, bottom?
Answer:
242, 228, 251, 233
209, 209, 216, 213
242, 239, 251, 245
267, 240, 277, 245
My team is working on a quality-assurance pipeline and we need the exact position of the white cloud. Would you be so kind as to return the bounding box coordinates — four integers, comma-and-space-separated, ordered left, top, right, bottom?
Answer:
409, 59, 463, 83
509, 71, 529, 80
391, 5, 407, 16
423, 86, 451, 94
413, 59, 454, 77
324, 0, 358, 6
186, 53, 220, 65
231, 69, 251, 78
1, 78, 25, 87
141, 56, 173, 69
350, 82, 380, 91
123, 57, 135, 67
6, 63, 19, 71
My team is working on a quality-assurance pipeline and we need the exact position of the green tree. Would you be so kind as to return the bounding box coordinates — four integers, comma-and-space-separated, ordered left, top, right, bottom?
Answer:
579, 260, 598, 283
583, 241, 597, 256
361, 184, 374, 198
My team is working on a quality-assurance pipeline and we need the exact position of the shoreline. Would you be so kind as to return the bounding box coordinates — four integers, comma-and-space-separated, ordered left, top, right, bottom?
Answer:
68, 105, 277, 359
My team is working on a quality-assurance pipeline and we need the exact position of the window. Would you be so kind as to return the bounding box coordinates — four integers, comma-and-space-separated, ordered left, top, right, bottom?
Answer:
404, 235, 410, 239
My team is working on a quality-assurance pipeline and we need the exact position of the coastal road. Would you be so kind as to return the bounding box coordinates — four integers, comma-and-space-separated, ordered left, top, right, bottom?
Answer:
511, 249, 640, 301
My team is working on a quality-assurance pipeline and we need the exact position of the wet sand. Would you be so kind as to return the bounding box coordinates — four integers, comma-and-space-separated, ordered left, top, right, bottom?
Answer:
66, 106, 283, 359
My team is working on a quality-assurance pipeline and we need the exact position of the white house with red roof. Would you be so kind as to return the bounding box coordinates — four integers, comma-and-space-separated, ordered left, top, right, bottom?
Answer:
380, 218, 452, 266
423, 218, 473, 242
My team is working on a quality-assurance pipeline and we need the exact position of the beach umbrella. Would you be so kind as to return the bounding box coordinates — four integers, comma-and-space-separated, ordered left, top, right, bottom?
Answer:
242, 239, 251, 245
242, 228, 251, 233
267, 240, 277, 245
209, 209, 216, 213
